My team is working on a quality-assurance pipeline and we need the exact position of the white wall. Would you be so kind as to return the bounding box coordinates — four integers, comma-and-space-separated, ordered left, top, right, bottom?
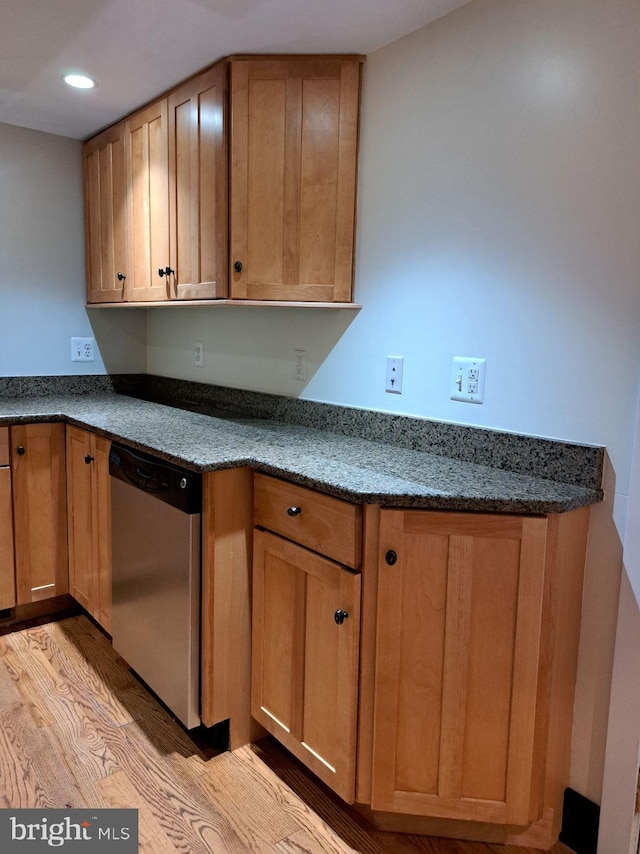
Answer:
0, 122, 146, 377
599, 392, 640, 854
147, 0, 640, 811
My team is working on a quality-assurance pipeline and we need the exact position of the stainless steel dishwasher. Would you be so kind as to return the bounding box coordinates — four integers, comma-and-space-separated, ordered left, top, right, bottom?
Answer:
109, 443, 202, 729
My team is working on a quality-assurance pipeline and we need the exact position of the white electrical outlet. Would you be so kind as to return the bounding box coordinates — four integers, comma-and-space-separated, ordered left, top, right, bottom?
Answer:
386, 356, 404, 394
294, 349, 307, 381
194, 341, 204, 368
451, 356, 486, 404
71, 337, 95, 362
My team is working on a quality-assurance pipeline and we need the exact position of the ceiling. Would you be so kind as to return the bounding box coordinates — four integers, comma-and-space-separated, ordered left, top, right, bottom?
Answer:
0, 0, 471, 140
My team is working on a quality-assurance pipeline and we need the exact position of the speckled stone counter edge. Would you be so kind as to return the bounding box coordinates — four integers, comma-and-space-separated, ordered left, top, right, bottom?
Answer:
0, 374, 604, 491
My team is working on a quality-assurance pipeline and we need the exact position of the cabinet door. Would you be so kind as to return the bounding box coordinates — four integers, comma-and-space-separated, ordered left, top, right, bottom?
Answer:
169, 64, 228, 300
252, 529, 361, 802
230, 58, 361, 302
125, 99, 170, 301
0, 466, 16, 610
92, 434, 112, 633
11, 424, 68, 604
83, 123, 128, 303
66, 427, 112, 632
66, 426, 94, 612
371, 510, 547, 826
0, 428, 14, 608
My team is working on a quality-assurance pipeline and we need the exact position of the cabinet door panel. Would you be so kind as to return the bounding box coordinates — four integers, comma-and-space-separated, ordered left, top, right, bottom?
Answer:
231, 58, 360, 302
252, 529, 360, 802
84, 123, 127, 303
66, 427, 112, 632
371, 510, 547, 826
0, 467, 16, 609
66, 426, 94, 612
125, 100, 170, 301
11, 424, 68, 604
169, 64, 228, 299
93, 435, 112, 633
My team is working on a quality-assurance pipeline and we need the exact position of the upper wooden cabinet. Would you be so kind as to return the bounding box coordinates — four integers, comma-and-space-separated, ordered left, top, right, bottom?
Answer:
123, 65, 228, 303
168, 64, 228, 300
125, 99, 170, 301
83, 55, 362, 306
230, 57, 361, 302
83, 123, 127, 303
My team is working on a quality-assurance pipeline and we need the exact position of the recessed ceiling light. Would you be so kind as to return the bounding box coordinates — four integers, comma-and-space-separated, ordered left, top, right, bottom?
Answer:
63, 74, 96, 90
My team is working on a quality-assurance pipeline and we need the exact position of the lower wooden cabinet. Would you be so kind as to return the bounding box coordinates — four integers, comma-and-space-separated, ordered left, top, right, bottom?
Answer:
11, 423, 68, 605
366, 507, 589, 847
0, 427, 16, 609
251, 528, 361, 802
66, 426, 112, 632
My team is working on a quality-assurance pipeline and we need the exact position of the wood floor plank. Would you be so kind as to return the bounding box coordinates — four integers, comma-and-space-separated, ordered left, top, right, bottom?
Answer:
276, 829, 356, 854
97, 770, 178, 854
104, 718, 251, 854
0, 626, 122, 787
189, 750, 301, 849
42, 617, 135, 726
0, 702, 95, 809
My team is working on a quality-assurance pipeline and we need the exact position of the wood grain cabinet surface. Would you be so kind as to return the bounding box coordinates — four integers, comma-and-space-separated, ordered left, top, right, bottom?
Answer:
124, 98, 171, 302
364, 507, 590, 848
0, 427, 16, 610
251, 474, 363, 802
11, 423, 68, 605
83, 123, 128, 303
83, 54, 362, 306
66, 425, 112, 632
230, 57, 361, 303
168, 64, 228, 300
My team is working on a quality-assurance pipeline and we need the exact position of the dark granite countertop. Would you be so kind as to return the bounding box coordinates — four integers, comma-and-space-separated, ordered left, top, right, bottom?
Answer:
0, 392, 603, 514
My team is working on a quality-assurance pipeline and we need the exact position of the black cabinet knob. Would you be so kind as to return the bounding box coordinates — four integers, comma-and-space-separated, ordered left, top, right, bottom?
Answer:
334, 609, 349, 625
287, 506, 302, 517
158, 266, 174, 278
385, 549, 398, 566
117, 272, 126, 282
16, 445, 25, 456
84, 454, 94, 464
233, 260, 243, 273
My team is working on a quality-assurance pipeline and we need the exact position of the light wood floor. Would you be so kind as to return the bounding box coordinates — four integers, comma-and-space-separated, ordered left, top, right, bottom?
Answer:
0, 615, 573, 854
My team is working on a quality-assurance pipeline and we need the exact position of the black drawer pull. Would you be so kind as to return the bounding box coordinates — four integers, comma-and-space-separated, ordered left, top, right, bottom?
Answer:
84, 454, 94, 464
385, 549, 398, 566
16, 445, 25, 456
287, 506, 301, 517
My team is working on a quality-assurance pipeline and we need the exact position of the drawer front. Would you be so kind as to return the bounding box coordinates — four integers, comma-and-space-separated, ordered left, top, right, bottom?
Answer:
0, 427, 9, 467
254, 474, 361, 568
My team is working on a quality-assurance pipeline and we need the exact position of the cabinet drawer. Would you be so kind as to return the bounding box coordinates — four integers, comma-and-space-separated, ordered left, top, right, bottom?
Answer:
0, 427, 9, 467
254, 474, 361, 568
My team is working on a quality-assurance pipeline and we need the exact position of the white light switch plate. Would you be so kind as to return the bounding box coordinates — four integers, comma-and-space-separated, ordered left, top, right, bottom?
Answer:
386, 356, 404, 394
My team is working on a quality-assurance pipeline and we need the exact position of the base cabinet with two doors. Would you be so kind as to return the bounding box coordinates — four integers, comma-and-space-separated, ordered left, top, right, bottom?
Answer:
84, 55, 362, 306
248, 473, 589, 849
0, 422, 589, 848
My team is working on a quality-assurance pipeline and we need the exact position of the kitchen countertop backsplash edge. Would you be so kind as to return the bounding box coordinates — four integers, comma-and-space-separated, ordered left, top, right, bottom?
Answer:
0, 374, 604, 512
